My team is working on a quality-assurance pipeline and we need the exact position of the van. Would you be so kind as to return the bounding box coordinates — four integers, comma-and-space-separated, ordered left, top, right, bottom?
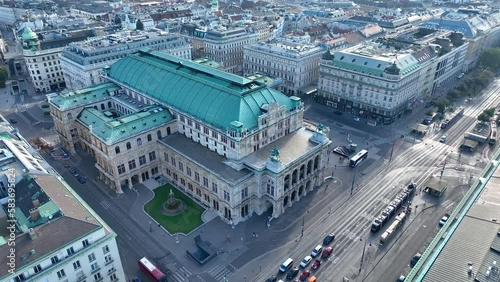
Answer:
279, 258, 293, 273
308, 276, 317, 282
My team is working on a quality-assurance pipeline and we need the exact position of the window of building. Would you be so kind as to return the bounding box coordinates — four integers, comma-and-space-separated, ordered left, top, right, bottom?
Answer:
110, 273, 118, 281
203, 177, 209, 187
195, 172, 200, 182
241, 187, 248, 199
128, 160, 136, 170
147, 134, 152, 141
126, 142, 131, 150
224, 190, 230, 201
115, 146, 120, 154
204, 194, 210, 202
117, 164, 126, 174
267, 183, 274, 196
149, 151, 156, 161
139, 155, 146, 166
203, 127, 209, 134
82, 239, 89, 247
171, 157, 176, 166
178, 162, 184, 172
212, 183, 218, 193
186, 167, 191, 176
105, 254, 112, 263
93, 272, 101, 280
70, 260, 81, 272
195, 123, 200, 130
196, 188, 202, 196
221, 135, 227, 144
137, 138, 142, 146
151, 167, 158, 175
33, 264, 42, 273
230, 141, 235, 149
164, 152, 169, 161
66, 247, 75, 256
57, 269, 66, 279
91, 262, 99, 272
88, 253, 96, 262
51, 256, 59, 264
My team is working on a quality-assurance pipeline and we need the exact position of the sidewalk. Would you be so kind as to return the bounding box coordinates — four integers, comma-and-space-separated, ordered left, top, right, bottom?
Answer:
0, 85, 16, 111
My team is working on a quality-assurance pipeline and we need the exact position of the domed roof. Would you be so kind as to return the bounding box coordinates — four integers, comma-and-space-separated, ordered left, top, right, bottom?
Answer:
21, 27, 38, 41
384, 62, 400, 75
322, 50, 335, 61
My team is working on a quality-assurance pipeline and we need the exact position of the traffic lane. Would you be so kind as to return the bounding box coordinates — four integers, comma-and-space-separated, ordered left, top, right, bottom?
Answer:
366, 206, 442, 281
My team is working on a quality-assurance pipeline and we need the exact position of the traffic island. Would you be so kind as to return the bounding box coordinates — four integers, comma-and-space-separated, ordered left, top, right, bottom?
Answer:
145, 184, 204, 234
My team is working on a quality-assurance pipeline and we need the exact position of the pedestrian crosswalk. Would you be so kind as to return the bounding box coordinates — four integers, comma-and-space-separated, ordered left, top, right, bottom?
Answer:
100, 200, 111, 210
169, 267, 192, 282
206, 264, 233, 282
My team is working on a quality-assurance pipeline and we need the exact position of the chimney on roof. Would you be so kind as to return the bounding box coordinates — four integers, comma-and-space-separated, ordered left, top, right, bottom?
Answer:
32, 199, 40, 208
29, 207, 40, 222
28, 228, 38, 241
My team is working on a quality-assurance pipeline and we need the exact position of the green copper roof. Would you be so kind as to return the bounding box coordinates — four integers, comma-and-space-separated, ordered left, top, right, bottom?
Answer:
50, 82, 119, 110
106, 48, 297, 131
21, 27, 38, 41
77, 105, 174, 144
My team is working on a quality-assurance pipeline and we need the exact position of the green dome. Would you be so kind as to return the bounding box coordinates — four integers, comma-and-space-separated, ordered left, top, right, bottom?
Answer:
21, 27, 38, 41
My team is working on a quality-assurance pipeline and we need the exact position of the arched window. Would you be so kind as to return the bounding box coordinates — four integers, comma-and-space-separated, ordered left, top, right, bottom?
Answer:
167, 127, 171, 135
137, 138, 142, 146
94, 106, 98, 110
100, 104, 105, 110
108, 101, 112, 108
126, 142, 131, 150
115, 146, 120, 154
147, 134, 152, 142
157, 130, 162, 139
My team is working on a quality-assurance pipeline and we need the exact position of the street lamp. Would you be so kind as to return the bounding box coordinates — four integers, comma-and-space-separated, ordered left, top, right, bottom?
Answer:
351, 169, 357, 195
359, 238, 368, 274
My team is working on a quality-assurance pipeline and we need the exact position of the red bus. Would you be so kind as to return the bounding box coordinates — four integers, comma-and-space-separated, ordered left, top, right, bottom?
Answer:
138, 257, 168, 282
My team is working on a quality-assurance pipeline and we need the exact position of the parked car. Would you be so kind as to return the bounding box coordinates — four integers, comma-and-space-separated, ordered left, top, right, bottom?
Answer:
397, 275, 406, 282
132, 278, 143, 282
311, 259, 322, 270
300, 256, 312, 268
69, 167, 77, 174
323, 233, 335, 245
73, 171, 80, 178
311, 245, 322, 257
353, 117, 360, 122
439, 136, 447, 143
78, 176, 87, 184
299, 270, 311, 281
9, 118, 17, 124
286, 267, 299, 280
410, 253, 422, 267
322, 247, 333, 258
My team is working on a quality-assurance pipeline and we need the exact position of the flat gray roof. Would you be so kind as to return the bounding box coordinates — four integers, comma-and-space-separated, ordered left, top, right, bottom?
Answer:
242, 127, 320, 171
160, 134, 253, 184
423, 172, 500, 282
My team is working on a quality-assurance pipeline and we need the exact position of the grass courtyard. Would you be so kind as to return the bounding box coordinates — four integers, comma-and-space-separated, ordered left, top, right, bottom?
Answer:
144, 184, 205, 234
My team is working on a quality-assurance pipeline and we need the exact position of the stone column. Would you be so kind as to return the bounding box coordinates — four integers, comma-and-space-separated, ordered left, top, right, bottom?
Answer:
115, 180, 123, 194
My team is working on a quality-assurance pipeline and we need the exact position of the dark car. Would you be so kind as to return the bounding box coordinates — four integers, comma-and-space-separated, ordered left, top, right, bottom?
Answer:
132, 278, 143, 282
299, 269, 311, 281
265, 276, 277, 282
322, 247, 333, 258
69, 167, 77, 174
78, 176, 87, 184
312, 259, 322, 270
323, 233, 335, 245
286, 267, 299, 280
9, 118, 17, 124
410, 253, 421, 267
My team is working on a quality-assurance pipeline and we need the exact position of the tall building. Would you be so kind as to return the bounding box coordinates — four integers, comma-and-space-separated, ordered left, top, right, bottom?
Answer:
243, 40, 326, 96
317, 29, 467, 124
59, 30, 192, 90
202, 27, 259, 74
20, 27, 95, 93
0, 116, 126, 282
49, 48, 331, 225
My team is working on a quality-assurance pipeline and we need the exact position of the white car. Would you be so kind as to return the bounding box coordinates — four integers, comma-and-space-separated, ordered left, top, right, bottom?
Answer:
439, 136, 447, 143
439, 215, 449, 226
354, 117, 360, 122
300, 255, 312, 268
311, 245, 323, 257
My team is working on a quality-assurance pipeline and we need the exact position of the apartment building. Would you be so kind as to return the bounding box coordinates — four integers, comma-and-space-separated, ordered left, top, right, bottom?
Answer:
0, 118, 125, 282
317, 29, 468, 124
243, 40, 326, 96
20, 27, 94, 93
202, 27, 259, 74
50, 48, 331, 225
59, 30, 191, 90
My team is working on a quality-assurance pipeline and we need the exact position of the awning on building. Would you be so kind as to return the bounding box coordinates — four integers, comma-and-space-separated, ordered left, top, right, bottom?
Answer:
461, 139, 479, 150
411, 123, 429, 134
300, 84, 318, 95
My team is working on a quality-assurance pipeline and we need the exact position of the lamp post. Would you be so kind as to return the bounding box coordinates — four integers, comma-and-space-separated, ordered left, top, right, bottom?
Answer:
389, 141, 395, 162
359, 239, 368, 274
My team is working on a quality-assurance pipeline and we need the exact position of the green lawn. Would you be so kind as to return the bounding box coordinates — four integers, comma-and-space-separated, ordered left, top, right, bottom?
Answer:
144, 184, 204, 234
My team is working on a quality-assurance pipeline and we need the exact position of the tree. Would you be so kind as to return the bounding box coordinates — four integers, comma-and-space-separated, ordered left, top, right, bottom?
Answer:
478, 113, 491, 123
446, 89, 462, 101
480, 48, 500, 71
435, 99, 450, 113
0, 66, 7, 88
136, 19, 144, 30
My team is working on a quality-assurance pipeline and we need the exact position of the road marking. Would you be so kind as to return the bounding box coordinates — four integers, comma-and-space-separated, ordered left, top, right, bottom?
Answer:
100, 200, 110, 210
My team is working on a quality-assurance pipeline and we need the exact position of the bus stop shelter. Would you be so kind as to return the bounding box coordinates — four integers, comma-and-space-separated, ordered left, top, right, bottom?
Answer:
461, 138, 479, 152
423, 177, 448, 197
411, 123, 429, 135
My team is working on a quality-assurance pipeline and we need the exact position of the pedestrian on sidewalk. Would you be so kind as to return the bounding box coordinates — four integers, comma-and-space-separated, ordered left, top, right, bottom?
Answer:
252, 232, 255, 238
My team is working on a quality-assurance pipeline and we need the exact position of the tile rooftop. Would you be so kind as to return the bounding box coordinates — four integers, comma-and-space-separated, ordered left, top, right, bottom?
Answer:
50, 82, 119, 110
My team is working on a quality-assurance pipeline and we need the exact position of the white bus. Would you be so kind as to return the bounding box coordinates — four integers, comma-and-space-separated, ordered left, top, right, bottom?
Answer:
349, 149, 368, 167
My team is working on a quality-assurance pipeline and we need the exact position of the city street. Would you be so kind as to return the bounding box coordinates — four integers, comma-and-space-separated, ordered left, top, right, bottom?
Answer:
2, 76, 499, 282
